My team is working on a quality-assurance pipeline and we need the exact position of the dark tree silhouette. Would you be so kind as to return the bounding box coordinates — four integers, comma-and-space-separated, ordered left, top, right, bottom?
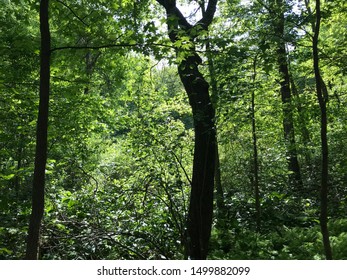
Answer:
311, 0, 333, 260
25, 0, 51, 260
273, 0, 303, 191
156, 0, 218, 259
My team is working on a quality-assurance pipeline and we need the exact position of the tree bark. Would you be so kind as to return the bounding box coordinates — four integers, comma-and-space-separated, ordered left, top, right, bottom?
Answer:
311, 0, 333, 260
178, 57, 216, 260
156, 0, 218, 259
25, 0, 51, 260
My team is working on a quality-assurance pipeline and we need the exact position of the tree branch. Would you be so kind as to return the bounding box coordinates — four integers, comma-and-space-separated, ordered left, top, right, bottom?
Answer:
54, 0, 89, 27
156, 0, 193, 30
51, 42, 174, 52
170, 150, 192, 186
156, 0, 218, 43
196, 0, 218, 30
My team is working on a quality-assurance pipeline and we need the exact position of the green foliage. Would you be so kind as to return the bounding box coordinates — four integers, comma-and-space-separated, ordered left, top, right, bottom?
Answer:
210, 219, 347, 260
38, 55, 192, 259
1, 0, 347, 260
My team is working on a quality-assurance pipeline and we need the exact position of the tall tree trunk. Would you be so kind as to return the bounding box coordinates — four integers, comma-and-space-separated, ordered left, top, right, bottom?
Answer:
178, 56, 216, 260
274, 0, 303, 191
204, 26, 228, 251
289, 73, 315, 188
251, 56, 261, 232
287, 52, 311, 151
156, 0, 218, 260
25, 0, 51, 260
208, 55, 224, 217
311, 0, 333, 260
203, 21, 225, 223
289, 75, 311, 156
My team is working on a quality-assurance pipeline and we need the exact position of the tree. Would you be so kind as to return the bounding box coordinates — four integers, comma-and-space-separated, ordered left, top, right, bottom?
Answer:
310, 0, 333, 260
156, 0, 218, 259
251, 55, 261, 231
25, 0, 51, 259
199, 1, 227, 245
272, 0, 303, 191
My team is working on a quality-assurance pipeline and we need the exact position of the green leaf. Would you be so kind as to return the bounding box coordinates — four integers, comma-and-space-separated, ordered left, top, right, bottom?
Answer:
0, 174, 15, 180
0, 248, 13, 255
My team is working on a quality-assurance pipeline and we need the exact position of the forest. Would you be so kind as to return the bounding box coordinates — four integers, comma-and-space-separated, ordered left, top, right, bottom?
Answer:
0, 0, 346, 260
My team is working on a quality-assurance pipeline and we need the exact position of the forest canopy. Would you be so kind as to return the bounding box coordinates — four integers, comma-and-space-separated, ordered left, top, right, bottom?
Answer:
0, 0, 347, 260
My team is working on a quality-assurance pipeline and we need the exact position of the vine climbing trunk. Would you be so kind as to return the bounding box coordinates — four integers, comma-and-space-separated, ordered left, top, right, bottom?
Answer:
156, 0, 218, 259
25, 0, 51, 260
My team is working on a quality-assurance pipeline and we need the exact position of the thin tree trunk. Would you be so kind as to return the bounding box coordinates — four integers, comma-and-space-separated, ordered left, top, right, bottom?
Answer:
204, 24, 225, 221
204, 26, 229, 251
311, 0, 333, 260
289, 73, 315, 189
214, 146, 225, 218
84, 51, 101, 94
25, 0, 51, 260
289, 75, 311, 153
156, 0, 218, 259
274, 0, 303, 191
251, 56, 261, 232
14, 136, 23, 202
